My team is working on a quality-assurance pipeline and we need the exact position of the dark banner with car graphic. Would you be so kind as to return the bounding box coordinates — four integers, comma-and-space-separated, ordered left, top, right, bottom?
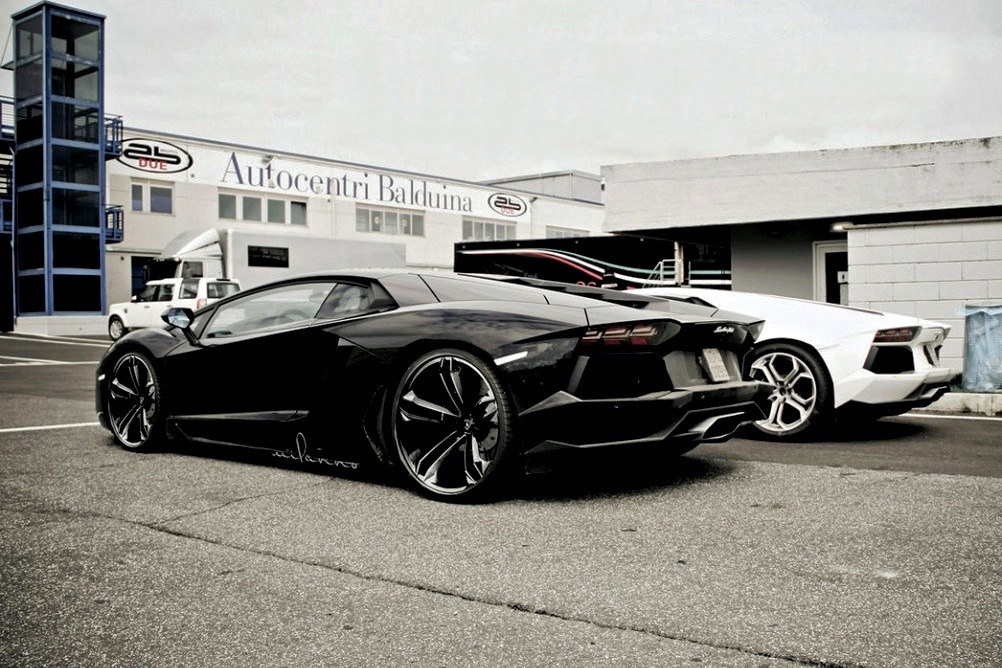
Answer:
454, 235, 731, 289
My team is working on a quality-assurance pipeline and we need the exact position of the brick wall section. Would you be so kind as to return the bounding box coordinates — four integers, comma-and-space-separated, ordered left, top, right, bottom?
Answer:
847, 219, 1002, 374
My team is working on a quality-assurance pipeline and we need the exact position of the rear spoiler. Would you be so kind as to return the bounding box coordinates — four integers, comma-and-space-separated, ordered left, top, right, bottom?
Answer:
461, 274, 667, 308
462, 273, 762, 326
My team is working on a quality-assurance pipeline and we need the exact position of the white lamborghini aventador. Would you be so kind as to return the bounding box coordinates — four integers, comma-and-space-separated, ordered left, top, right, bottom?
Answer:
636, 287, 959, 440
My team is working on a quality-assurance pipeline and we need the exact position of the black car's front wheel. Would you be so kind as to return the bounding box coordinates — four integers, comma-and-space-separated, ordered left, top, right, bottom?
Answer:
390, 349, 514, 501
747, 342, 832, 440
106, 351, 164, 451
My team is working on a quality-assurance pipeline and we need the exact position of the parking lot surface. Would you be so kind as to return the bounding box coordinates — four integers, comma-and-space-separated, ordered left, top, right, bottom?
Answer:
1, 333, 1000, 667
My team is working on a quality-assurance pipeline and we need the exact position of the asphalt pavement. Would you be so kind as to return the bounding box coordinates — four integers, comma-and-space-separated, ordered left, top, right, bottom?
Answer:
1, 333, 1000, 668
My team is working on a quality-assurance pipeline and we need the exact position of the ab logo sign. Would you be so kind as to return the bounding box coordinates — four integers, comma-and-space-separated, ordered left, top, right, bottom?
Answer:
488, 193, 527, 217
118, 138, 194, 174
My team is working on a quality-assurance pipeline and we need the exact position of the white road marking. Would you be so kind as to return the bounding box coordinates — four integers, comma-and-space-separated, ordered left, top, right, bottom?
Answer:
0, 355, 99, 367
905, 412, 1001, 421
1, 354, 65, 363
0, 334, 109, 348
0, 422, 101, 434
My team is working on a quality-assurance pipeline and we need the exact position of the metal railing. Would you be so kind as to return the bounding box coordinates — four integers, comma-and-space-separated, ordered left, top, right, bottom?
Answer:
105, 205, 123, 243
1, 199, 9, 234
642, 258, 678, 287
0, 96, 13, 142
104, 115, 123, 157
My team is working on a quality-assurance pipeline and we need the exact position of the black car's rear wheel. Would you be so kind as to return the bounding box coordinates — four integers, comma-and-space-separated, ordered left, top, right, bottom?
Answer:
747, 342, 832, 440
390, 349, 514, 500
106, 351, 163, 451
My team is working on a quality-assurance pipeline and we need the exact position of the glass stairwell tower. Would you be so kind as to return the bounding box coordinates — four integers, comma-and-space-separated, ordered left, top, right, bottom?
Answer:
7, 1, 122, 324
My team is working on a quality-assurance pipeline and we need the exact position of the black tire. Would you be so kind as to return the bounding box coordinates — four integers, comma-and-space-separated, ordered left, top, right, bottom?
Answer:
389, 348, 515, 501
108, 316, 127, 341
747, 342, 832, 440
105, 351, 165, 451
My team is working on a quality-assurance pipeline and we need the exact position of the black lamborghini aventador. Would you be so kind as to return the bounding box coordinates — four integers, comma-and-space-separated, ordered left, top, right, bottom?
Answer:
97, 270, 770, 500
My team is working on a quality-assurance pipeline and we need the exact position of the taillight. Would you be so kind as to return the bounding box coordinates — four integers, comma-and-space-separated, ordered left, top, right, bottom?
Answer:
873, 326, 918, 343
581, 322, 671, 346
196, 298, 207, 310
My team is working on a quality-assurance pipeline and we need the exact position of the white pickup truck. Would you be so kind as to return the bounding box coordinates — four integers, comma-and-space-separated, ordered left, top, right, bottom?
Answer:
107, 277, 241, 340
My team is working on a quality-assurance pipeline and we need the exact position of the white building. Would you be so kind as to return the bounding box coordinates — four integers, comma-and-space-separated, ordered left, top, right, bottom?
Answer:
601, 136, 1002, 377
105, 128, 603, 304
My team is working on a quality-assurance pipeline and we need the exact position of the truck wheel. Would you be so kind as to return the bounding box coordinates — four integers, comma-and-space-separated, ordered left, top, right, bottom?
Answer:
108, 316, 127, 341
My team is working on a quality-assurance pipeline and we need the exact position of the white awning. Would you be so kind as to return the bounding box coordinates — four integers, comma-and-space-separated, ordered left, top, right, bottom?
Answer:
158, 228, 223, 260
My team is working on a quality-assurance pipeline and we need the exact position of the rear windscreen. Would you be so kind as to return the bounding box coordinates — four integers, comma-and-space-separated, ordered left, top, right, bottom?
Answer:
421, 275, 549, 304
207, 282, 240, 299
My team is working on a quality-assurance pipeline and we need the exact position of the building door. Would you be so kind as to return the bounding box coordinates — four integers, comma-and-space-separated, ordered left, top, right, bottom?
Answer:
130, 256, 156, 296
813, 241, 848, 304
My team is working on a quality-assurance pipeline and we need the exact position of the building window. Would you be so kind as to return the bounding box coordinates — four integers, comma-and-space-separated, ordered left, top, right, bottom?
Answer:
218, 192, 307, 226
218, 193, 236, 219
356, 206, 424, 236
546, 227, 585, 239
462, 217, 516, 241
150, 187, 172, 213
290, 201, 307, 225
243, 197, 261, 221
267, 198, 285, 223
131, 180, 173, 214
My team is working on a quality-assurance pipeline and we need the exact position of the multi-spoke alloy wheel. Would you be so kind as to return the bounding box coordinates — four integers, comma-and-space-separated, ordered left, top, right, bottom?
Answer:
391, 349, 513, 500
748, 343, 830, 439
107, 352, 162, 450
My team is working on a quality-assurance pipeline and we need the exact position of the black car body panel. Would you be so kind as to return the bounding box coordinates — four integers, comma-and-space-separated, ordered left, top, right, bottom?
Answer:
97, 271, 770, 493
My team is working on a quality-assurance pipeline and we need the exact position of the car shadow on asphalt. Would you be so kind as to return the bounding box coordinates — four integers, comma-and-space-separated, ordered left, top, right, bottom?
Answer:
733, 417, 926, 445
112, 436, 738, 502
515, 447, 738, 502
822, 418, 927, 442
151, 438, 387, 485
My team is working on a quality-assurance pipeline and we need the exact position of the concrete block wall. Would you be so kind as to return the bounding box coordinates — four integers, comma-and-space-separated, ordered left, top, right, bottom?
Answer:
847, 218, 1002, 375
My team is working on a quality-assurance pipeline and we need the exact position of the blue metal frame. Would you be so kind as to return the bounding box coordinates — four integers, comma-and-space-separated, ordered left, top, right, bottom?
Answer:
12, 2, 109, 316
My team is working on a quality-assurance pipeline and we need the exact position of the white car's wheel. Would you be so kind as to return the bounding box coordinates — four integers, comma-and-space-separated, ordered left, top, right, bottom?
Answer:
748, 343, 832, 440
108, 316, 127, 341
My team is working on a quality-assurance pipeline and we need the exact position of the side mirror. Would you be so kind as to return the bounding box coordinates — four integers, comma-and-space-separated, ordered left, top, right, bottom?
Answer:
162, 307, 199, 345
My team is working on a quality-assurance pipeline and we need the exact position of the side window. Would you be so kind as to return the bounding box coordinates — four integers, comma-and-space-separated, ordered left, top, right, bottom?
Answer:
320, 284, 370, 318
180, 279, 198, 299
207, 281, 240, 299
135, 284, 158, 302
203, 281, 336, 339
158, 284, 174, 302
317, 281, 395, 319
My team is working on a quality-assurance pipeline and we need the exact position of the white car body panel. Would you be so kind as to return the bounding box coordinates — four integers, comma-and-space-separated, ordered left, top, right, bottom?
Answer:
108, 278, 241, 337
635, 287, 957, 410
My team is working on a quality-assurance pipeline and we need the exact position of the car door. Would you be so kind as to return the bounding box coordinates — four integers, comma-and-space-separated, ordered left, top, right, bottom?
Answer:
131, 283, 174, 328
164, 280, 340, 450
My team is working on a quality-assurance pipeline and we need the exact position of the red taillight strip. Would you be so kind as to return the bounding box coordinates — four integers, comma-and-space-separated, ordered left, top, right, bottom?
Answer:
873, 326, 919, 343
581, 322, 663, 346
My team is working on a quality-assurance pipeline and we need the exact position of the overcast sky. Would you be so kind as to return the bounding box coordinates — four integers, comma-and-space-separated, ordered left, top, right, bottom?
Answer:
2, 0, 1001, 181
